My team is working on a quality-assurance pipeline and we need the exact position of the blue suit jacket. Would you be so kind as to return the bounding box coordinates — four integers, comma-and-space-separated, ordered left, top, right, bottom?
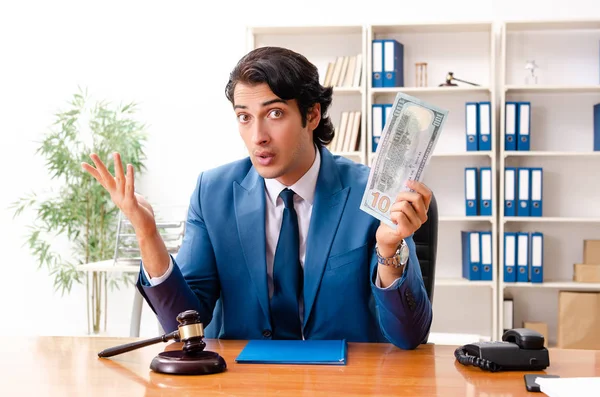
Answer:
137, 146, 432, 349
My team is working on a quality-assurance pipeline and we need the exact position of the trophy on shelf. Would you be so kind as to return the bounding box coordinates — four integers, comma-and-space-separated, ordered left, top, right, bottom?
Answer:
415, 62, 428, 87
525, 60, 539, 84
439, 71, 480, 87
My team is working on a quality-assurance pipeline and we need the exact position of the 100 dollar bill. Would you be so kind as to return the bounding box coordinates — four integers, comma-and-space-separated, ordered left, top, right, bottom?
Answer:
360, 92, 449, 229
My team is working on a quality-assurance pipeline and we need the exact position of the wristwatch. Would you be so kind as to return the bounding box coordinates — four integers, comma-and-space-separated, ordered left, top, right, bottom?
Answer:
376, 240, 409, 268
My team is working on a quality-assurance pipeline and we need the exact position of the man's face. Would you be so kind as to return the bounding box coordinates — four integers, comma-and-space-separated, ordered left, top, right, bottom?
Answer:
233, 82, 320, 186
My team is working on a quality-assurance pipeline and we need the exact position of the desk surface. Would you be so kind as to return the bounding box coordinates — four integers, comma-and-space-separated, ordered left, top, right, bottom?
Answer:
5, 336, 599, 396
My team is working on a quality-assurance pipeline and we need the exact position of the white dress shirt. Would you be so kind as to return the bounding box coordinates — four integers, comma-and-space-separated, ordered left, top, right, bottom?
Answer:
263, 146, 320, 299
144, 147, 402, 291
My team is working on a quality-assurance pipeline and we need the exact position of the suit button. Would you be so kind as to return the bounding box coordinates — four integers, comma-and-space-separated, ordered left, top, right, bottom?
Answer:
262, 329, 272, 338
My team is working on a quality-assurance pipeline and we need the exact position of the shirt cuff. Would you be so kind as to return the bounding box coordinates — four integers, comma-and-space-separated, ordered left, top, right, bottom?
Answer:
142, 256, 174, 286
375, 268, 403, 290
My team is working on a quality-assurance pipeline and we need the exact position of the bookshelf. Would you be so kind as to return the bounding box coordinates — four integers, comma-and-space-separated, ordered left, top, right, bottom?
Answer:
247, 19, 600, 344
248, 21, 499, 343
506, 85, 600, 94
367, 22, 498, 342
498, 19, 600, 345
371, 86, 491, 94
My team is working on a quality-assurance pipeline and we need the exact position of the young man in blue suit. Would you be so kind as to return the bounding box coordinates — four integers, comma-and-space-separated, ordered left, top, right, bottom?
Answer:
82, 46, 433, 349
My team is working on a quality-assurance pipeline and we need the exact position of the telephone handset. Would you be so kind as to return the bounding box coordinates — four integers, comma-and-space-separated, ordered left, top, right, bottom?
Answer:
455, 328, 550, 372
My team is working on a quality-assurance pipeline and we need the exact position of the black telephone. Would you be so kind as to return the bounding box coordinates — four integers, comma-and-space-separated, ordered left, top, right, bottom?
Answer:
455, 328, 550, 372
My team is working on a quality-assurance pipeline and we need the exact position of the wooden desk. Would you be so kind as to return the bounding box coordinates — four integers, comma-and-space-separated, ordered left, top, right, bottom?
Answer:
5, 336, 599, 396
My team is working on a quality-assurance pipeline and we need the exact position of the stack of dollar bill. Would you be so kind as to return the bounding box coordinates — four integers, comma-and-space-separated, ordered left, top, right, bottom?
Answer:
360, 92, 449, 229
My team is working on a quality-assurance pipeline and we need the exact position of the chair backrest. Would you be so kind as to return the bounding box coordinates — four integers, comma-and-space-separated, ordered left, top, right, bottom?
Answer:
411, 193, 438, 344
113, 210, 186, 266
412, 192, 438, 304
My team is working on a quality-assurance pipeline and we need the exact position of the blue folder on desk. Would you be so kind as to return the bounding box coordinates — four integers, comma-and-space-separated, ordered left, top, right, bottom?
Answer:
235, 339, 347, 365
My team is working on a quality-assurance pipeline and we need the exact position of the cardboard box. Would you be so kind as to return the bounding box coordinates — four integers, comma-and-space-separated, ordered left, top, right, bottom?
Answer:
583, 240, 600, 264
557, 291, 600, 350
523, 321, 548, 347
574, 264, 600, 283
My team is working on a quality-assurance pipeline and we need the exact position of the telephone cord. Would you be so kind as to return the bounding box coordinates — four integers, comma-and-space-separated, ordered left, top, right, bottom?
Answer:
454, 347, 501, 372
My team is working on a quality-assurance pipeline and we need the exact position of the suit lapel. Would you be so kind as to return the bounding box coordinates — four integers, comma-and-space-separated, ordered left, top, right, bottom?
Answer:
233, 167, 270, 325
303, 148, 350, 329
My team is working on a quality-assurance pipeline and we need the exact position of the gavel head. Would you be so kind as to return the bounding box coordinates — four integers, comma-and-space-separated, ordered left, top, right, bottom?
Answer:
176, 310, 206, 354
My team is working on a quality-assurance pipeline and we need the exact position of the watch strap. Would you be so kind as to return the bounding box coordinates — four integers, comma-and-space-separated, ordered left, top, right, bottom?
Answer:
376, 241, 407, 268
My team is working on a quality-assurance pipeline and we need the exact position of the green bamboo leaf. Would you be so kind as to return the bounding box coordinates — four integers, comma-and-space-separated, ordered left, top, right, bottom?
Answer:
13, 87, 148, 311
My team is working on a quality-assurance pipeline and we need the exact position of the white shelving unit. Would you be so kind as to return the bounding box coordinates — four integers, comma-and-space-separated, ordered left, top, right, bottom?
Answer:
504, 217, 600, 223
440, 216, 493, 222
371, 86, 492, 94
504, 151, 600, 157
246, 20, 600, 344
434, 152, 492, 158
505, 281, 600, 290
498, 19, 600, 345
247, 21, 499, 342
365, 22, 498, 341
505, 85, 600, 94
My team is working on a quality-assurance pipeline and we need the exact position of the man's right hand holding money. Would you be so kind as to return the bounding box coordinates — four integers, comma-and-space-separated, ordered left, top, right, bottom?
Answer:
82, 152, 170, 278
375, 180, 432, 288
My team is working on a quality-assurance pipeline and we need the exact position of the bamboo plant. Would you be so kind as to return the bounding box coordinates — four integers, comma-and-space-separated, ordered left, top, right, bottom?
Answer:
11, 87, 148, 334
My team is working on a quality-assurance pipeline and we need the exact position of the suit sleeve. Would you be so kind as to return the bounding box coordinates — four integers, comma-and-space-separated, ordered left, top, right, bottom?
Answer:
136, 172, 220, 333
369, 235, 433, 350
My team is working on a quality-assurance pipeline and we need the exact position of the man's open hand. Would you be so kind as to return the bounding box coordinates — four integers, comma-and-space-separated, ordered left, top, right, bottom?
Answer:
82, 152, 156, 238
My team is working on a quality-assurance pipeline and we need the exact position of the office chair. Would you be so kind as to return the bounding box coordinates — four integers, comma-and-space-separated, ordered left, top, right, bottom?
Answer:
412, 192, 438, 304
412, 193, 438, 344
114, 210, 186, 337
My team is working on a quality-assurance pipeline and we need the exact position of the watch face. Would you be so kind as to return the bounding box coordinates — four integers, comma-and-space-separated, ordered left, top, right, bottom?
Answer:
399, 241, 409, 265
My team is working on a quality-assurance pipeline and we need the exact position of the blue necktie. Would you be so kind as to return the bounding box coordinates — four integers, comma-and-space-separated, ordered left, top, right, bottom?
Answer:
270, 188, 303, 339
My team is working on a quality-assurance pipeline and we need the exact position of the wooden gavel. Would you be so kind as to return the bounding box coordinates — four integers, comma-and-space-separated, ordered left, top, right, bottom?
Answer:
439, 72, 480, 87
98, 310, 206, 358
97, 309, 226, 375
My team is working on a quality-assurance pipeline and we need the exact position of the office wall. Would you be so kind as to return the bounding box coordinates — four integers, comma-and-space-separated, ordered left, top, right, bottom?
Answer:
0, 0, 599, 337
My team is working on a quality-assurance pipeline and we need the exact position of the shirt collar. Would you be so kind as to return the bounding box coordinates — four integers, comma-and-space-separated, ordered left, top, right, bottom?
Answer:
264, 146, 320, 206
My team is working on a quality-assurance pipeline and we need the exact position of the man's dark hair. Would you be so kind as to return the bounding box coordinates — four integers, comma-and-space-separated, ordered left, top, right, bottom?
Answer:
225, 46, 335, 147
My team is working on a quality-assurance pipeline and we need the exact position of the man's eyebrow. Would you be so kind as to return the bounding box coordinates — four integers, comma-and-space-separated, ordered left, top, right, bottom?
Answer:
262, 98, 287, 106
233, 98, 287, 110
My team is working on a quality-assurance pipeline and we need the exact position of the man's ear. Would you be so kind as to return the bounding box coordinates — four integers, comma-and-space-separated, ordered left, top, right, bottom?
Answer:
307, 103, 321, 130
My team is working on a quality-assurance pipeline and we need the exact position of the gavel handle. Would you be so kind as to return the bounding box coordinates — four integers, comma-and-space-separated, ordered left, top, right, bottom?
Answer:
98, 330, 179, 358
452, 77, 480, 86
